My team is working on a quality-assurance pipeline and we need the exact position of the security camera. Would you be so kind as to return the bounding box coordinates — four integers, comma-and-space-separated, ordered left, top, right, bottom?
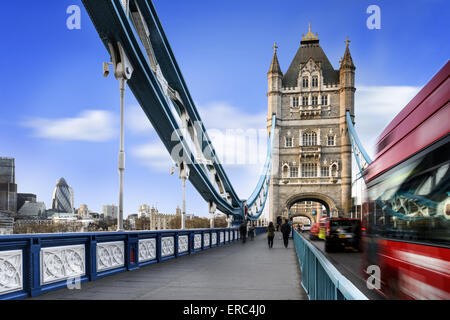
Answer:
103, 62, 111, 77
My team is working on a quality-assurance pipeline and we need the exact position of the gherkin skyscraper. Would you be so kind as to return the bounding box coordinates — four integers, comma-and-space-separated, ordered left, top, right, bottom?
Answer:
51, 178, 74, 213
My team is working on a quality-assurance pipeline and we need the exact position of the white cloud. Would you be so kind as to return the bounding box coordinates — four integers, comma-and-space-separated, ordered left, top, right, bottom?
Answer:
126, 105, 154, 134
199, 101, 267, 131
131, 140, 173, 172
22, 110, 116, 142
355, 85, 421, 157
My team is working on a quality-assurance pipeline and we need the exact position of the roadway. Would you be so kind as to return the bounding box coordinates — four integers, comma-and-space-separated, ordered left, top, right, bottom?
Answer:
30, 232, 307, 300
297, 231, 384, 300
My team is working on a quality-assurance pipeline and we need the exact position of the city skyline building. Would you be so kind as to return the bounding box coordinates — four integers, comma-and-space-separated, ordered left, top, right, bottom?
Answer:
77, 204, 90, 219
17, 201, 46, 218
102, 204, 118, 220
51, 177, 75, 213
0, 157, 17, 213
17, 193, 37, 211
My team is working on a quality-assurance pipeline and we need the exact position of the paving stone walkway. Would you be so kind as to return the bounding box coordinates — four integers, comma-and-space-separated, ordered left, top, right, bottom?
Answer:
31, 232, 307, 300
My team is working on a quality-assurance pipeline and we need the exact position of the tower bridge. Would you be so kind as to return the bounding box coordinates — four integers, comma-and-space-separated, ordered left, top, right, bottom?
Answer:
0, 0, 381, 301
267, 25, 355, 225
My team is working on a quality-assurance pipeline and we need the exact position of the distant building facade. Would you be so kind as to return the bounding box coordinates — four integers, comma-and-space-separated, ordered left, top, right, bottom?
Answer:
51, 178, 74, 213
0, 157, 17, 213
102, 204, 118, 220
137, 204, 179, 230
17, 201, 46, 218
0, 211, 14, 235
17, 193, 37, 211
77, 204, 90, 219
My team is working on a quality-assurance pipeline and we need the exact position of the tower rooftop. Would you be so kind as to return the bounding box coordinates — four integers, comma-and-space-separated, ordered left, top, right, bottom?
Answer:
282, 27, 339, 87
301, 24, 319, 44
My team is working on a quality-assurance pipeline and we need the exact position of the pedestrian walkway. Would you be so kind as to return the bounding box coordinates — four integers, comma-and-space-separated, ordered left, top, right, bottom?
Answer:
30, 232, 307, 300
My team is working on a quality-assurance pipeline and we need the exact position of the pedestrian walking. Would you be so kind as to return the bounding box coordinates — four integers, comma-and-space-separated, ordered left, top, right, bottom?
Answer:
266, 222, 275, 248
239, 221, 247, 243
280, 219, 291, 248
249, 223, 255, 240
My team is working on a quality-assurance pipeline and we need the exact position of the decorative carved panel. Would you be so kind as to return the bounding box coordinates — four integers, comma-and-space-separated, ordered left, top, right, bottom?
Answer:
225, 231, 229, 242
0, 250, 22, 294
220, 232, 224, 243
139, 238, 156, 262
96, 241, 124, 272
161, 236, 174, 257
41, 245, 85, 285
194, 234, 202, 250
178, 235, 188, 254
211, 232, 217, 245
203, 233, 210, 247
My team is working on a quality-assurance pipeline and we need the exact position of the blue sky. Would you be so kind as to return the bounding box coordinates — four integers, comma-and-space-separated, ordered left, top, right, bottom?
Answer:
0, 0, 448, 217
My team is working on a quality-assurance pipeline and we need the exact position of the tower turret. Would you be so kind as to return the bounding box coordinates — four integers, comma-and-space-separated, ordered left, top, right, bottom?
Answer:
267, 42, 282, 134
339, 37, 356, 216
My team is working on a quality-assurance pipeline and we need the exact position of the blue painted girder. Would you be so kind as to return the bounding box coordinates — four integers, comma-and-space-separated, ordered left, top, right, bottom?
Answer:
81, 0, 242, 216
81, 0, 276, 219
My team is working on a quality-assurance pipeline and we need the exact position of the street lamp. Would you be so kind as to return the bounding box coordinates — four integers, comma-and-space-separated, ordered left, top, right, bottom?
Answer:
103, 41, 134, 231
209, 201, 216, 229
178, 162, 189, 230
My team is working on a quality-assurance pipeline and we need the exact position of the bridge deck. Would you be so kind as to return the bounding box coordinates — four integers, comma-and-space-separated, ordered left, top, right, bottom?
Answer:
30, 232, 307, 300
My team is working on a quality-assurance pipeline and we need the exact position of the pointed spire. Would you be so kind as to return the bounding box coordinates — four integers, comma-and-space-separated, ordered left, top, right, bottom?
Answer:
340, 36, 355, 69
268, 41, 282, 75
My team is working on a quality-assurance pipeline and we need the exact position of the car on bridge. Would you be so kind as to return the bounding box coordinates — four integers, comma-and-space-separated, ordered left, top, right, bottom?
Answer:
324, 218, 362, 252
301, 224, 311, 232
318, 217, 330, 240
309, 222, 320, 240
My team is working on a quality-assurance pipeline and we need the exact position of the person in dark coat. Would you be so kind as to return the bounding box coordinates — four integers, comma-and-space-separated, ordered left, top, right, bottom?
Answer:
249, 223, 255, 240
266, 222, 275, 248
239, 221, 247, 243
280, 219, 291, 248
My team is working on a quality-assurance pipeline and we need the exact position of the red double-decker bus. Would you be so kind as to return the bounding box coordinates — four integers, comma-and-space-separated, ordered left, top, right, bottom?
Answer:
362, 61, 450, 299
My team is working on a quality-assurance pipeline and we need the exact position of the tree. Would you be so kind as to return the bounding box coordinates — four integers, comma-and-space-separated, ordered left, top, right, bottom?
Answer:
168, 216, 216, 229
135, 217, 151, 230
169, 216, 181, 229
213, 216, 228, 228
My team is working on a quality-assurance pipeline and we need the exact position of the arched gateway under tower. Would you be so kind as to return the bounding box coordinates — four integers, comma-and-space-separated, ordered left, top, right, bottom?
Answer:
267, 25, 355, 224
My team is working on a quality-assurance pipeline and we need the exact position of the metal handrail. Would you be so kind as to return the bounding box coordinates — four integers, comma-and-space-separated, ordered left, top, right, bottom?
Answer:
293, 230, 368, 300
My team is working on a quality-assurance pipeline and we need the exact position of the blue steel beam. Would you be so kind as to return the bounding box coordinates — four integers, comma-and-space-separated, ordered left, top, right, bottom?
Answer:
346, 111, 372, 180
133, 0, 242, 208
81, 0, 276, 219
246, 114, 276, 220
81, 0, 242, 216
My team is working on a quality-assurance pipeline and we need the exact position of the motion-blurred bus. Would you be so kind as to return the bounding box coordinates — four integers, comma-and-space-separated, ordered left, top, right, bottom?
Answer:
362, 61, 450, 300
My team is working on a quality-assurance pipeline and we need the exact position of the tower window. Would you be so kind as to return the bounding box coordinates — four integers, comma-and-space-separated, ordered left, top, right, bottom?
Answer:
301, 163, 317, 177
312, 76, 318, 87
290, 167, 299, 178
321, 95, 328, 105
285, 137, 293, 147
302, 131, 317, 146
302, 96, 308, 106
327, 135, 335, 146
292, 97, 299, 107
312, 96, 318, 105
302, 77, 309, 88
321, 166, 329, 177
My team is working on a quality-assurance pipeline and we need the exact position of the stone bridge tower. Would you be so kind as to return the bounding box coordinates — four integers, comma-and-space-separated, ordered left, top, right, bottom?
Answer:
267, 25, 355, 224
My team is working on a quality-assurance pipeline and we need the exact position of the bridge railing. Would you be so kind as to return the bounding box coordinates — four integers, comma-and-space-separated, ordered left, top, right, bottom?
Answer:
293, 230, 368, 300
0, 227, 248, 300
